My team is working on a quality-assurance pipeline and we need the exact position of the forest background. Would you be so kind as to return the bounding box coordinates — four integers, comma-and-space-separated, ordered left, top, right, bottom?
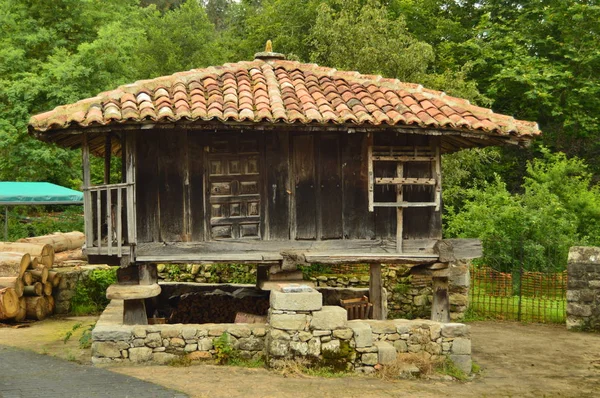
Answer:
1, 0, 599, 272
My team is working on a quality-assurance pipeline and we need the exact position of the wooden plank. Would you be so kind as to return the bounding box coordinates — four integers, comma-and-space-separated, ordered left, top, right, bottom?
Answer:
367, 133, 374, 212
188, 133, 205, 241
158, 130, 185, 242
125, 133, 137, 246
292, 134, 317, 240
107, 188, 112, 256
182, 132, 191, 242
318, 134, 343, 239
369, 264, 385, 320
396, 161, 404, 253
375, 177, 435, 185
305, 253, 437, 265
96, 189, 101, 250
265, 131, 290, 240
373, 202, 437, 208
342, 132, 374, 239
104, 134, 111, 184
117, 188, 122, 256
431, 276, 450, 323
82, 133, 93, 249
372, 156, 435, 162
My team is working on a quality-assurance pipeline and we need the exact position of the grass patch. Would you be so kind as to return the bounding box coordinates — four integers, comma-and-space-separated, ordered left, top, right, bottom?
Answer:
168, 356, 193, 367
228, 356, 266, 368
378, 353, 441, 380
436, 358, 468, 381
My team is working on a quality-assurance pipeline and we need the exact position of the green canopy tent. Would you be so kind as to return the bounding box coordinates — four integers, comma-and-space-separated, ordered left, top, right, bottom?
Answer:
0, 182, 83, 240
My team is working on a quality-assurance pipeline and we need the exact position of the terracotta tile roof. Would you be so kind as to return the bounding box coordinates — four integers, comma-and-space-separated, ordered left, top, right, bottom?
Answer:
29, 58, 540, 141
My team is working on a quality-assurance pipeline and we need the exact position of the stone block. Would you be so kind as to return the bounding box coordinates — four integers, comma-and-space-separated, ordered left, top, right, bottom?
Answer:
310, 306, 347, 330
208, 325, 228, 336
92, 326, 132, 341
160, 327, 181, 339
181, 327, 197, 340
92, 342, 122, 358
449, 293, 468, 306
270, 290, 323, 311
441, 323, 469, 338
144, 332, 162, 348
170, 337, 185, 347
369, 321, 396, 334
361, 353, 378, 366
393, 340, 408, 353
333, 328, 353, 340
429, 324, 441, 340
568, 246, 600, 264
298, 331, 312, 342
313, 330, 331, 337
239, 336, 264, 351
566, 316, 584, 330
270, 313, 309, 330
348, 322, 373, 348
184, 343, 198, 352
451, 338, 471, 355
188, 351, 212, 361
252, 327, 267, 337
321, 339, 340, 353
228, 325, 251, 338
269, 339, 290, 357
129, 347, 153, 363
132, 326, 147, 338
374, 341, 397, 365
153, 352, 178, 365
270, 329, 292, 340
307, 338, 321, 356
198, 338, 213, 351
449, 354, 472, 375
290, 341, 309, 355
567, 303, 592, 317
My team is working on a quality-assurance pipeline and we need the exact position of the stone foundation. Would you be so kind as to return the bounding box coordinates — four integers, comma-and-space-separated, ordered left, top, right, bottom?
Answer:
567, 246, 600, 331
92, 288, 472, 374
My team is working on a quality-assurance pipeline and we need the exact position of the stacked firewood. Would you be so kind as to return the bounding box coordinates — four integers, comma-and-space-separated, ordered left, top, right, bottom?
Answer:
169, 289, 270, 324
0, 231, 84, 322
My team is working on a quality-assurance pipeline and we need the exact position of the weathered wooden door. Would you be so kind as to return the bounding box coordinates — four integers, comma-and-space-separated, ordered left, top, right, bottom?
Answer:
206, 134, 262, 239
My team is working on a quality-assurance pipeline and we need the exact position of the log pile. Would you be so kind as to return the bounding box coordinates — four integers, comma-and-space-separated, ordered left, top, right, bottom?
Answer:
169, 289, 270, 324
0, 231, 85, 322
18, 232, 87, 267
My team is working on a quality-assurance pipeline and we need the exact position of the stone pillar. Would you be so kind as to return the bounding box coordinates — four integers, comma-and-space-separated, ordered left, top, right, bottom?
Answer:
567, 246, 600, 331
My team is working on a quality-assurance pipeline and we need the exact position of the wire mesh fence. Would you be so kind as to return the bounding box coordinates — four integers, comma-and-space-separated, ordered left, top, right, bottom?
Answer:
469, 265, 567, 323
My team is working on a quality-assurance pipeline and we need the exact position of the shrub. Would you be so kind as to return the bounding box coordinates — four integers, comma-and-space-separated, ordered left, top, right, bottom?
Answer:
70, 268, 117, 315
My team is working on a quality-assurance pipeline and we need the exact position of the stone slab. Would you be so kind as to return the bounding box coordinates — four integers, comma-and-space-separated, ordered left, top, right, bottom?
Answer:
270, 313, 309, 330
348, 321, 373, 348
374, 341, 397, 365
310, 306, 347, 330
270, 289, 322, 311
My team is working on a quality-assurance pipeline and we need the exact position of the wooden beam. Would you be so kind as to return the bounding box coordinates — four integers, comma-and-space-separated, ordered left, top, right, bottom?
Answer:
367, 133, 374, 212
372, 155, 434, 162
104, 134, 111, 184
375, 177, 435, 185
431, 276, 450, 323
396, 161, 403, 253
373, 202, 437, 208
369, 264, 385, 320
82, 133, 93, 249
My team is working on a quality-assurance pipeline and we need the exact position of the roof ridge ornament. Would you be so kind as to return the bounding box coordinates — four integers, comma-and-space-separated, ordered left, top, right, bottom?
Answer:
254, 40, 286, 62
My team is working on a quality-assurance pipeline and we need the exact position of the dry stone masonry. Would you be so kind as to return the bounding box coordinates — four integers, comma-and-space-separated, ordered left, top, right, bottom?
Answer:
567, 246, 600, 331
92, 288, 472, 374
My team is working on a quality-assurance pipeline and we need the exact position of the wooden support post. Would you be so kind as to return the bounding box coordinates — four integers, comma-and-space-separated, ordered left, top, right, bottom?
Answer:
139, 263, 158, 319
369, 263, 386, 320
104, 134, 111, 184
431, 271, 450, 323
256, 265, 269, 289
82, 133, 93, 249
117, 263, 148, 325
367, 133, 374, 212
396, 161, 404, 253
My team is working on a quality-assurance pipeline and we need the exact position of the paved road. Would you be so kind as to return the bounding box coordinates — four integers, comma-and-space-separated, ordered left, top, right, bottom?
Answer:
0, 345, 188, 398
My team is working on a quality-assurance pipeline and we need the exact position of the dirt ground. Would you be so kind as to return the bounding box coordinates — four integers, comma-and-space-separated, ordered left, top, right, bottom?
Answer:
1, 317, 599, 397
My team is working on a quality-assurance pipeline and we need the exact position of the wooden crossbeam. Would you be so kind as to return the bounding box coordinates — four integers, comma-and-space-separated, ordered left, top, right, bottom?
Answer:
375, 177, 435, 185
372, 155, 435, 162
373, 201, 437, 208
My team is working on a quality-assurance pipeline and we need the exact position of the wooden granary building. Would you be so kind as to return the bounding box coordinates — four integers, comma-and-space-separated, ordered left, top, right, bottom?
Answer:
29, 48, 539, 324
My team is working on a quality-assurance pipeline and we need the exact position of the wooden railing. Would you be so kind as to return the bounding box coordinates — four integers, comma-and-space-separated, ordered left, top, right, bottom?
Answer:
84, 182, 136, 256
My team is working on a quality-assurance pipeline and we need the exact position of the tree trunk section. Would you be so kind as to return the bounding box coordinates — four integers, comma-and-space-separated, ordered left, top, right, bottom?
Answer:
54, 248, 86, 264
14, 297, 26, 322
25, 296, 48, 320
42, 282, 52, 297
31, 268, 49, 284
23, 282, 43, 297
0, 243, 54, 267
22, 272, 33, 286
0, 287, 19, 319
0, 252, 31, 278
0, 277, 24, 298
47, 271, 61, 288
17, 231, 85, 253
46, 295, 55, 314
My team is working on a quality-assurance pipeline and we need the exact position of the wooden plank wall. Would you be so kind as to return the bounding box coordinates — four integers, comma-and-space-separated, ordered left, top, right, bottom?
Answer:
135, 129, 442, 244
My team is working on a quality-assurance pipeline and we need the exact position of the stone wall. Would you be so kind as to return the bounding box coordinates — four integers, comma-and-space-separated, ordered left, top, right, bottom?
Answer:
92, 290, 472, 374
567, 246, 600, 331
53, 264, 113, 314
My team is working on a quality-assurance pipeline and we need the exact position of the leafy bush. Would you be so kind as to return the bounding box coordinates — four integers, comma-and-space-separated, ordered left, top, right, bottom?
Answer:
445, 148, 600, 272
70, 268, 117, 315
2, 206, 83, 241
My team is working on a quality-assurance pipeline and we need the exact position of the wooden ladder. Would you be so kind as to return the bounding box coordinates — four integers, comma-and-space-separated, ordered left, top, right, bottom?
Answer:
367, 138, 441, 253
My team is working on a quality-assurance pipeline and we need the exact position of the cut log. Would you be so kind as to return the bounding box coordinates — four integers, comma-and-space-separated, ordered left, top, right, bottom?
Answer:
0, 287, 19, 319
0, 252, 31, 278
25, 296, 48, 320
18, 232, 85, 253
54, 248, 86, 264
22, 272, 33, 286
15, 297, 26, 322
0, 277, 24, 298
46, 295, 55, 314
31, 268, 49, 284
23, 282, 43, 296
0, 243, 54, 267
42, 282, 52, 297
47, 271, 61, 288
